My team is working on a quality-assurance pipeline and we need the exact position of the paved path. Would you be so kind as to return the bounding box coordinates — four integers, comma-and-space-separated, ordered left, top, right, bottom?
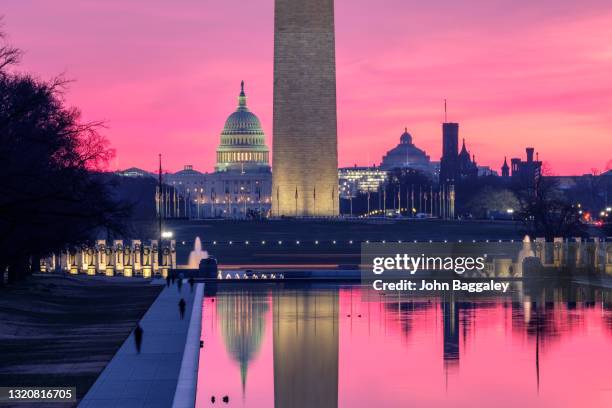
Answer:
79, 281, 203, 408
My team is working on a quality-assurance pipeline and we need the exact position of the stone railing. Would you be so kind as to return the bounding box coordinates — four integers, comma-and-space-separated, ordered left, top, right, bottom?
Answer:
40, 239, 177, 278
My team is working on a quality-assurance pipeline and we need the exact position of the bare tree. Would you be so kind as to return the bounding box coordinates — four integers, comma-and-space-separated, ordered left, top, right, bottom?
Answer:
0, 26, 129, 283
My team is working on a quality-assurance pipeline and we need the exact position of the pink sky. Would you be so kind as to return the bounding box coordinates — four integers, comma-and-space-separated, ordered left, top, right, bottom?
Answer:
3, 0, 612, 175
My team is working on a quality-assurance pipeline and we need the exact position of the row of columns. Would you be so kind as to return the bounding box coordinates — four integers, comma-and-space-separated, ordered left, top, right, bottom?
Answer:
534, 237, 612, 272
40, 239, 177, 278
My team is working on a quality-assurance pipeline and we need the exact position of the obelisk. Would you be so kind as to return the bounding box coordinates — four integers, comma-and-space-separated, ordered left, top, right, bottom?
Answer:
272, 0, 339, 217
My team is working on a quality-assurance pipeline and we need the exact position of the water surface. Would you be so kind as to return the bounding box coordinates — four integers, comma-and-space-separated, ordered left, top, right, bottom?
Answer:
196, 283, 612, 407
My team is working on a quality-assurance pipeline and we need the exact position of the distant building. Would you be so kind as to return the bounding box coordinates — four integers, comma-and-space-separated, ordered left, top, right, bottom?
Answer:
510, 147, 542, 188
380, 128, 434, 175
439, 122, 478, 183
164, 82, 272, 218
457, 139, 478, 180
338, 166, 388, 198
439, 122, 459, 184
501, 157, 510, 178
115, 167, 154, 178
216, 81, 270, 173
477, 165, 498, 177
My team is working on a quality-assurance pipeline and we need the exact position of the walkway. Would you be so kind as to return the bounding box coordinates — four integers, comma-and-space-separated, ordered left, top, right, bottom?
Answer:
79, 280, 204, 408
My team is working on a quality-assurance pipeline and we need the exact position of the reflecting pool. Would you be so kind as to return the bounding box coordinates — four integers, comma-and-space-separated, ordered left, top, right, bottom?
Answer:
196, 283, 612, 407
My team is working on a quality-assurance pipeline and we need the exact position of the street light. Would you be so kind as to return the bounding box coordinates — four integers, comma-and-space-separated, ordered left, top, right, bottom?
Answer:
161, 231, 173, 239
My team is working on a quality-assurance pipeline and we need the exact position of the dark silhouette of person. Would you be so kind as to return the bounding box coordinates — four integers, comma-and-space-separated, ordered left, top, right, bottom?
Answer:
188, 277, 195, 292
222, 395, 229, 404
166, 275, 171, 287
179, 298, 186, 320
211, 396, 216, 404
134, 324, 143, 353
177, 278, 183, 292
171, 273, 176, 285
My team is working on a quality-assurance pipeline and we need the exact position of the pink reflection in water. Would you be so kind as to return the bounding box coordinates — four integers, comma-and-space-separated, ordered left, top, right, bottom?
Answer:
196, 286, 612, 408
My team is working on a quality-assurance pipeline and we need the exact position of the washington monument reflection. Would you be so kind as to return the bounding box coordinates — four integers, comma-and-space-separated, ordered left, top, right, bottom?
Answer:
273, 288, 339, 408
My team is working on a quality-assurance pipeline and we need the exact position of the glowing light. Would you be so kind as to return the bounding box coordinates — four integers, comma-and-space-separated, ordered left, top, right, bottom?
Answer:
161, 231, 173, 239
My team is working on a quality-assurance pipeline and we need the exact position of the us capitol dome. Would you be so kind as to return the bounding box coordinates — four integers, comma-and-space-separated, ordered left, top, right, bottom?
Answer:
216, 81, 270, 173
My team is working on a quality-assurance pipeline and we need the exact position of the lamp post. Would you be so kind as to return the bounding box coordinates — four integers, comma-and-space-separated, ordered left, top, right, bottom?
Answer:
241, 186, 246, 218
158, 154, 163, 276
349, 185, 353, 217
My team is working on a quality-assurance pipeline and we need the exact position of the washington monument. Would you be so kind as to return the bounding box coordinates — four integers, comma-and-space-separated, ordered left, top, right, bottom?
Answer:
272, 0, 339, 217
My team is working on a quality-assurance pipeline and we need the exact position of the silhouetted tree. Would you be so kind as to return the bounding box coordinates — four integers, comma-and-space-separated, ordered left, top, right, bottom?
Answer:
516, 175, 585, 240
0, 27, 129, 283
464, 187, 519, 219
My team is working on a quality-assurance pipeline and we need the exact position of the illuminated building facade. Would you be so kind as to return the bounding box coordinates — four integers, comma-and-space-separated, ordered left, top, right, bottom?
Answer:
510, 147, 542, 188
164, 83, 272, 218
380, 128, 434, 175
338, 166, 387, 198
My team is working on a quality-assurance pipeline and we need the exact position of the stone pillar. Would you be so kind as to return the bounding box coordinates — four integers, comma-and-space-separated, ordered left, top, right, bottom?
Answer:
160, 242, 170, 279
494, 258, 513, 278
272, 0, 339, 217
60, 250, 69, 273
114, 240, 124, 275
51, 254, 57, 272
606, 241, 612, 275
105, 244, 115, 276
535, 238, 546, 265
123, 244, 133, 277
86, 246, 96, 276
573, 237, 583, 268
39, 258, 47, 273
96, 240, 107, 274
142, 244, 152, 278
76, 246, 86, 274
132, 240, 142, 276
151, 240, 159, 276
170, 240, 177, 270
591, 238, 600, 271
553, 237, 564, 267
69, 248, 79, 275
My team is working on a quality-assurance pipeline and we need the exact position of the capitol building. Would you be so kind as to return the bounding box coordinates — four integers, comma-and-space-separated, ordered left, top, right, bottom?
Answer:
163, 82, 272, 218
